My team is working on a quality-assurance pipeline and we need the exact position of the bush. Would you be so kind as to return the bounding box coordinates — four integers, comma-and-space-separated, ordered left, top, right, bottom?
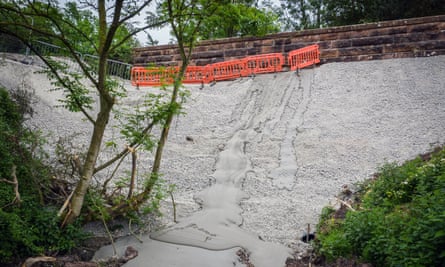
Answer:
316, 228, 351, 262
315, 147, 445, 266
0, 87, 87, 263
0, 203, 87, 262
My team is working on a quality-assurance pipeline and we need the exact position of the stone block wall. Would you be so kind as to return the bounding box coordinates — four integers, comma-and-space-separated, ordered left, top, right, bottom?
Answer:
133, 15, 445, 66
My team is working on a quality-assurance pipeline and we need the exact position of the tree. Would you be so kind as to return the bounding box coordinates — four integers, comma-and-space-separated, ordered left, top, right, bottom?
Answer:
195, 1, 281, 40
278, 0, 445, 30
154, 0, 221, 180
102, 0, 225, 217
323, 0, 445, 26
0, 0, 168, 225
278, 0, 325, 31
61, 1, 140, 62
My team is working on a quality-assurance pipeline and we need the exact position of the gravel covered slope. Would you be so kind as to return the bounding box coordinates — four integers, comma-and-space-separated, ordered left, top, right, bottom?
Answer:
1, 55, 444, 266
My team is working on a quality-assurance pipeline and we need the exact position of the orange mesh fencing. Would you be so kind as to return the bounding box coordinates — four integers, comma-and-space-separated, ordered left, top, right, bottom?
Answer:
243, 53, 285, 76
288, 44, 320, 71
207, 60, 246, 82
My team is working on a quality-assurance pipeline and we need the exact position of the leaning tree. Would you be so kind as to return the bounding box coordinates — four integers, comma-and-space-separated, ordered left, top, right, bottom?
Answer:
0, 0, 169, 225
0, 0, 227, 226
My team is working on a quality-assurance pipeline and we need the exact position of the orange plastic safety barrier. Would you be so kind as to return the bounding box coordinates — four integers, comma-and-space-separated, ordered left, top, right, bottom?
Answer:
243, 53, 284, 76
207, 59, 246, 82
288, 44, 320, 71
131, 44, 320, 86
131, 66, 177, 86
130, 67, 145, 86
183, 66, 210, 84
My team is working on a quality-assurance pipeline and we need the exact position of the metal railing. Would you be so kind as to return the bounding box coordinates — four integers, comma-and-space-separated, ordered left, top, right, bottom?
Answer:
0, 37, 132, 80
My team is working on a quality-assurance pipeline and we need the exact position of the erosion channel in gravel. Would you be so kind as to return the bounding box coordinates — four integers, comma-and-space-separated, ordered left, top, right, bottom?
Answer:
1, 55, 444, 266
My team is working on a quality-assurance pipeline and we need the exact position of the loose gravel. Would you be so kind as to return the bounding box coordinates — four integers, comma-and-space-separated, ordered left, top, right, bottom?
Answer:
1, 55, 444, 266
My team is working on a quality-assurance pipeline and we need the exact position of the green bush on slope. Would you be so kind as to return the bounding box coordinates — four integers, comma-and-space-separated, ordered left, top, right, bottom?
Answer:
0, 87, 86, 263
316, 147, 445, 266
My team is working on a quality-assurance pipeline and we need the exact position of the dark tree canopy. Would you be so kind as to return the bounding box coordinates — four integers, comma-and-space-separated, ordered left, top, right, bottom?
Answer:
276, 0, 445, 31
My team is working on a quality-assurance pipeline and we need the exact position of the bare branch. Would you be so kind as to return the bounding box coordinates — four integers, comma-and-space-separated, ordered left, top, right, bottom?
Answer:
22, 256, 56, 267
57, 190, 74, 217
94, 120, 156, 174
127, 147, 137, 199
0, 165, 21, 207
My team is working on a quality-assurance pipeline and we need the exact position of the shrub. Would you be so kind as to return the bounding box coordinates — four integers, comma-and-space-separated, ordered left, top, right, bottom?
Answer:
315, 147, 445, 266
0, 86, 87, 263
0, 203, 87, 262
316, 227, 352, 262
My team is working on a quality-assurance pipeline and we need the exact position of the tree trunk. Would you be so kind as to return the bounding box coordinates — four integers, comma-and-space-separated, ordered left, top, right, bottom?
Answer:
108, 70, 185, 216
63, 97, 112, 225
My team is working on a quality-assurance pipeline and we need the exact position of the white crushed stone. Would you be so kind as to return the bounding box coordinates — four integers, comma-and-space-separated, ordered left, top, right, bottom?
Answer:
1, 55, 444, 266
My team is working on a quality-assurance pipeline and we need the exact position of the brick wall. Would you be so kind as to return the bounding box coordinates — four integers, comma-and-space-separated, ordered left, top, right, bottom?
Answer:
133, 15, 445, 66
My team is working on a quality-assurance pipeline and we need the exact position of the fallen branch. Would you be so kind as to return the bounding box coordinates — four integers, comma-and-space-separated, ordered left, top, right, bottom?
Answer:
336, 197, 356, 211
21, 256, 56, 267
71, 154, 83, 175
57, 190, 74, 217
0, 165, 21, 207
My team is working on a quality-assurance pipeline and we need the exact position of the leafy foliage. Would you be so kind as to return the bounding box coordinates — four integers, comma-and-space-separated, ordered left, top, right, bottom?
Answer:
277, 0, 325, 30
323, 0, 445, 26
0, 87, 86, 263
275, 0, 445, 31
0, 204, 87, 263
197, 1, 280, 39
1, 0, 189, 225
159, 0, 280, 42
315, 147, 445, 266
62, 1, 140, 62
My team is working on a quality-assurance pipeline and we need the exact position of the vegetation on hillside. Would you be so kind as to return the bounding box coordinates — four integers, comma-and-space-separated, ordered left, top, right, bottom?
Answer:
0, 2, 225, 264
0, 86, 86, 264
0, 0, 177, 226
315, 147, 445, 266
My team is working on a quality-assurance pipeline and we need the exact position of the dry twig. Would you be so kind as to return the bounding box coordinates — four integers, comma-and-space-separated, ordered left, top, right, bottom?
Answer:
0, 165, 21, 207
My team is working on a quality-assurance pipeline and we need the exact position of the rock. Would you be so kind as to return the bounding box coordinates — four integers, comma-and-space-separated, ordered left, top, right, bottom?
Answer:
300, 232, 316, 243
124, 246, 138, 261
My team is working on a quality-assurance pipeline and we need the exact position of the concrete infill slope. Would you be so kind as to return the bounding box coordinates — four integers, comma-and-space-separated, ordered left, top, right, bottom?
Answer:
96, 56, 445, 266
1, 55, 445, 266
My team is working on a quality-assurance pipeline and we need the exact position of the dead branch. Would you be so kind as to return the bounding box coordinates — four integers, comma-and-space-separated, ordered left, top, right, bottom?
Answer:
21, 256, 56, 267
71, 154, 83, 175
57, 190, 74, 217
170, 190, 177, 223
336, 197, 356, 211
127, 146, 137, 199
0, 165, 21, 207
